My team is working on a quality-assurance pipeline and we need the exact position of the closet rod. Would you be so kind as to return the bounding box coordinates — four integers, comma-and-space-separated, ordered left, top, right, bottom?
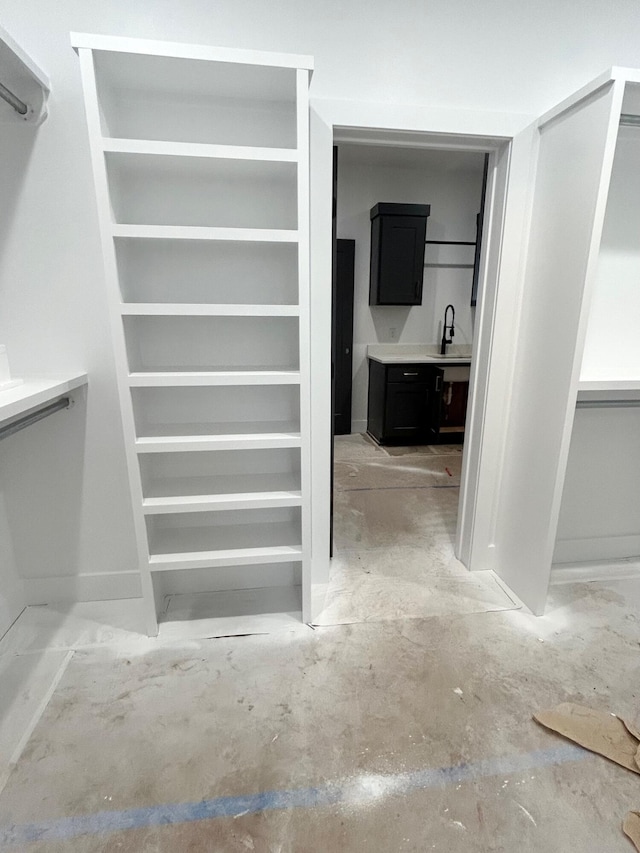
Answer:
620, 114, 640, 127
0, 397, 70, 441
576, 398, 640, 409
425, 240, 476, 246
0, 80, 28, 116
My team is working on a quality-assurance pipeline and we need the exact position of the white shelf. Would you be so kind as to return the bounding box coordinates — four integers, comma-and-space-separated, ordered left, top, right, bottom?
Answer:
136, 425, 302, 453
128, 370, 300, 387
143, 490, 302, 514
112, 224, 299, 242
577, 379, 640, 402
103, 137, 298, 162
0, 374, 87, 426
149, 544, 302, 571
120, 303, 300, 317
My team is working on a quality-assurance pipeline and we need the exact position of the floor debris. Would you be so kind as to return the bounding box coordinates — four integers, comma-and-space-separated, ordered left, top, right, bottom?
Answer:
534, 702, 640, 774
535, 702, 640, 851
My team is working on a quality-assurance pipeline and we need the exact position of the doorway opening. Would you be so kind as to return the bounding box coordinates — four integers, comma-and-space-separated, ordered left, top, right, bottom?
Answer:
317, 131, 515, 626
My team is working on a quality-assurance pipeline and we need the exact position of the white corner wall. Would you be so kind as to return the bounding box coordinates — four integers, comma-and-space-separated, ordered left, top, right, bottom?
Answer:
336, 145, 484, 431
3, 1, 640, 606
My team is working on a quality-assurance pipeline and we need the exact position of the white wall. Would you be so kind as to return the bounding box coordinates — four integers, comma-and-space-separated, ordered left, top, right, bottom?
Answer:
554, 405, 640, 563
336, 145, 484, 429
3, 0, 640, 603
581, 125, 640, 381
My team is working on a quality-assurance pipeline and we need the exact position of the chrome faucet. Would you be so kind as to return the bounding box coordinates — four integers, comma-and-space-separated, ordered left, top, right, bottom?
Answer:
440, 304, 455, 355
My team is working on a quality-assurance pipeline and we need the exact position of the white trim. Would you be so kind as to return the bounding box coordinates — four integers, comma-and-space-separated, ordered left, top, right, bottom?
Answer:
70, 32, 313, 70
309, 98, 534, 620
553, 535, 640, 565
313, 97, 533, 140
297, 68, 313, 622
23, 572, 142, 604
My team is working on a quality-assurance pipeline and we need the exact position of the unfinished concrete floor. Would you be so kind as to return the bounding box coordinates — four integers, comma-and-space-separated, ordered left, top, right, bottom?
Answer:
0, 435, 639, 851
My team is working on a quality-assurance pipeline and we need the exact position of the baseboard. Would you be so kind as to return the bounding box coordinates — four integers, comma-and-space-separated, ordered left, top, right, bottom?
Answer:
551, 557, 640, 585
351, 420, 367, 434
23, 571, 142, 605
553, 534, 640, 564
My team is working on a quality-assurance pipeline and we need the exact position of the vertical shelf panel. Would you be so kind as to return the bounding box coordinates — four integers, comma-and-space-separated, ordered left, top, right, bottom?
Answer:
76, 47, 159, 635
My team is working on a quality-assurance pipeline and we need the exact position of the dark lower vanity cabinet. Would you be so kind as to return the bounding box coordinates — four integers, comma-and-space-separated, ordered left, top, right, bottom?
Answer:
367, 360, 444, 444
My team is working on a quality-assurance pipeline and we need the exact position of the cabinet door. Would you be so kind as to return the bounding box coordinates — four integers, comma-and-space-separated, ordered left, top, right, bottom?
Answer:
425, 367, 444, 442
384, 382, 430, 440
371, 215, 427, 305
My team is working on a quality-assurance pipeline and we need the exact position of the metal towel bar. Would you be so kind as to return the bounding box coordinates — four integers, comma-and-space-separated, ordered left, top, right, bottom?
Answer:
0, 396, 71, 441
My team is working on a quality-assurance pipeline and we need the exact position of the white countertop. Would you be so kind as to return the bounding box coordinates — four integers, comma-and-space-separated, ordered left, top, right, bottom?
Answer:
0, 373, 88, 425
367, 344, 472, 365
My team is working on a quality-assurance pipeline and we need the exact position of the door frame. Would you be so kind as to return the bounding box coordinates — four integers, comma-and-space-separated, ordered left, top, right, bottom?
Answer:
306, 97, 537, 621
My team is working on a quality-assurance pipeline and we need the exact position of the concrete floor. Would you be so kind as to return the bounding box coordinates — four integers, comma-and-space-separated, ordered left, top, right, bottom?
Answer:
0, 435, 639, 851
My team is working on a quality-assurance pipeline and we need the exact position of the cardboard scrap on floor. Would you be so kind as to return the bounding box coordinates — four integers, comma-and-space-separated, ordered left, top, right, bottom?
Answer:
534, 702, 640, 774
534, 702, 640, 851
624, 813, 640, 851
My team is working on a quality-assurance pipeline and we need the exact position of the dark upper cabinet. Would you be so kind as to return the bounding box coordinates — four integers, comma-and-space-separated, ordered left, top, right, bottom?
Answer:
369, 203, 431, 306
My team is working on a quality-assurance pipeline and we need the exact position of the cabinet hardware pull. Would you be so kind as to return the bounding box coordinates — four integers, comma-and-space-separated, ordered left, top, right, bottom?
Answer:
403, 372, 418, 376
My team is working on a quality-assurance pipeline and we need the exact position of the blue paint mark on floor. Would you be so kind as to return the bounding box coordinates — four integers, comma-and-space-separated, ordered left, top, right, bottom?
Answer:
0, 744, 587, 847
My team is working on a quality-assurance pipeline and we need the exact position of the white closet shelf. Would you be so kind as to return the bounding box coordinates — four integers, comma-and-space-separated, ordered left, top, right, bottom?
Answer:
136, 428, 302, 453
102, 137, 298, 162
112, 224, 299, 242
0, 374, 87, 425
143, 490, 302, 514
128, 370, 300, 387
149, 544, 302, 571
577, 379, 640, 402
120, 304, 300, 317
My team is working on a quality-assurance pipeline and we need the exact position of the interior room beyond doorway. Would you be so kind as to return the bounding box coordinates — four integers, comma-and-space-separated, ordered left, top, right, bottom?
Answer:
319, 141, 517, 625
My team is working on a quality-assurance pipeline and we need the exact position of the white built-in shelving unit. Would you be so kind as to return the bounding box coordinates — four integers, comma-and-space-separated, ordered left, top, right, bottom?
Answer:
73, 33, 312, 635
